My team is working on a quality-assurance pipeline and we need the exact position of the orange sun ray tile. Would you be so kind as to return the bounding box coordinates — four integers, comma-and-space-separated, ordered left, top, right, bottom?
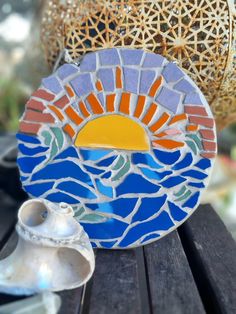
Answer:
149, 76, 163, 97
79, 101, 90, 118
48, 105, 64, 121
119, 93, 131, 115
134, 95, 146, 118
96, 80, 103, 92
116, 67, 123, 89
149, 112, 170, 133
87, 93, 104, 114
106, 94, 116, 112
65, 84, 75, 98
63, 124, 75, 138
65, 106, 84, 125
142, 103, 158, 125
152, 139, 185, 149
186, 124, 199, 132
168, 113, 187, 125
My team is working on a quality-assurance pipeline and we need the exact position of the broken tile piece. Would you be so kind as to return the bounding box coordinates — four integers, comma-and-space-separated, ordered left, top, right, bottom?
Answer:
174, 79, 196, 94
42, 76, 63, 94
58, 64, 78, 80
123, 67, 139, 93
143, 53, 165, 67
156, 87, 181, 113
99, 48, 120, 65
120, 49, 143, 65
97, 68, 114, 92
184, 93, 204, 105
80, 53, 97, 72
70, 73, 94, 97
162, 63, 185, 82
139, 70, 156, 94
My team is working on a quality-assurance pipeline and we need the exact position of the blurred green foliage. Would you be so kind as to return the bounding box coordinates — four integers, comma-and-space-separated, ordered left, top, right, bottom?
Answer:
0, 78, 27, 132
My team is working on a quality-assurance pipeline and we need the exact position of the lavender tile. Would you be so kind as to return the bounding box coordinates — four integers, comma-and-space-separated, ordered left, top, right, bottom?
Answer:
184, 93, 203, 105
174, 79, 196, 93
99, 48, 120, 65
139, 70, 156, 94
162, 63, 184, 82
42, 76, 63, 94
120, 49, 143, 65
142, 53, 165, 68
98, 93, 105, 107
58, 64, 78, 80
97, 69, 114, 92
70, 73, 94, 97
123, 68, 139, 94
156, 87, 181, 113
80, 53, 97, 72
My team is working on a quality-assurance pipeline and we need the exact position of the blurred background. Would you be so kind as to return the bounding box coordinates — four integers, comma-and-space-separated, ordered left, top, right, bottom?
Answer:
0, 0, 235, 239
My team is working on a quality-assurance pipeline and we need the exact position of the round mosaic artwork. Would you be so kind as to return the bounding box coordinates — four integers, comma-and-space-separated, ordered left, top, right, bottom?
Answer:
17, 48, 217, 249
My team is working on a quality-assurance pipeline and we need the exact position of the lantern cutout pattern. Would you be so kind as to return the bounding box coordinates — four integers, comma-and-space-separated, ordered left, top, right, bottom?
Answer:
41, 0, 236, 129
17, 48, 216, 249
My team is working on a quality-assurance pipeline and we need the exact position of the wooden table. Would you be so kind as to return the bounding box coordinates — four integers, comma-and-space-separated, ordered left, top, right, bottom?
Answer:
0, 135, 235, 314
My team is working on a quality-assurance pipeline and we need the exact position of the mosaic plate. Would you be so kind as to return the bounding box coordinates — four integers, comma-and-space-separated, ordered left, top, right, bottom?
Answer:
17, 48, 217, 249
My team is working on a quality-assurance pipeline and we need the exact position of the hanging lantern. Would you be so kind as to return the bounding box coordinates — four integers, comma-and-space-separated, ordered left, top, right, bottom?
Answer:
41, 0, 236, 130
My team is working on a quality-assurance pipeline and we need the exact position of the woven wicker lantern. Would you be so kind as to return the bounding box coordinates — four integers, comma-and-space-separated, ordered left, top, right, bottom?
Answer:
41, 0, 236, 130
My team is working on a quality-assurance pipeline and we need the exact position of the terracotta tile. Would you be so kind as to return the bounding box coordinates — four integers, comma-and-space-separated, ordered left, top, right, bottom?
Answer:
19, 121, 41, 134
184, 106, 208, 116
24, 110, 55, 123
32, 89, 55, 101
189, 116, 214, 128
54, 95, 70, 109
199, 129, 215, 140
26, 99, 45, 111
202, 141, 217, 151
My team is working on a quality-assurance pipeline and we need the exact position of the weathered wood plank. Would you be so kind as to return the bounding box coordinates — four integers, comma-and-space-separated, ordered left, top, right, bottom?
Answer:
179, 205, 236, 314
144, 231, 205, 314
57, 288, 83, 314
84, 249, 146, 314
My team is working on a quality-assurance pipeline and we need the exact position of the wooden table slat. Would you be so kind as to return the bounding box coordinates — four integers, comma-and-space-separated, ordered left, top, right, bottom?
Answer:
144, 230, 205, 314
179, 205, 236, 314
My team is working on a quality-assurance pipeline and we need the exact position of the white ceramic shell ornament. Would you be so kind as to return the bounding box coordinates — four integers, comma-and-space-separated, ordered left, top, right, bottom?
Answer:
0, 199, 95, 295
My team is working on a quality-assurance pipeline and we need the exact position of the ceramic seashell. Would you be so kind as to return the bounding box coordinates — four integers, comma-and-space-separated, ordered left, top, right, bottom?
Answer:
0, 199, 95, 295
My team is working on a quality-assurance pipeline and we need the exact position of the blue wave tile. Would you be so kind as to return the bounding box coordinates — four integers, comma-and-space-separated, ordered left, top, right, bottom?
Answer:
99, 241, 117, 249
54, 147, 79, 160
168, 201, 187, 221
84, 165, 105, 175
80, 149, 112, 161
96, 179, 113, 198
141, 167, 172, 181
57, 181, 97, 199
16, 133, 41, 144
153, 149, 181, 165
47, 192, 79, 204
141, 233, 160, 244
132, 195, 167, 222
119, 211, 174, 247
18, 144, 48, 156
18, 156, 46, 173
91, 242, 97, 248
183, 192, 200, 209
116, 174, 160, 196
181, 170, 207, 180
101, 171, 112, 179
194, 159, 211, 170
20, 176, 28, 182
160, 176, 186, 188
25, 182, 54, 197
173, 153, 193, 170
188, 182, 205, 188
32, 160, 93, 184
132, 153, 163, 169
82, 218, 128, 240
96, 156, 117, 167
86, 198, 138, 218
